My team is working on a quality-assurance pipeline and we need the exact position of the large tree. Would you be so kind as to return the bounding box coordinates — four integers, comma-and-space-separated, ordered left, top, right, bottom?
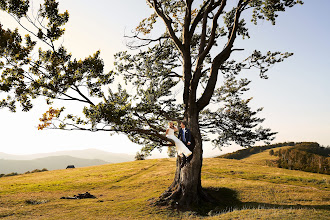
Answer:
0, 0, 302, 208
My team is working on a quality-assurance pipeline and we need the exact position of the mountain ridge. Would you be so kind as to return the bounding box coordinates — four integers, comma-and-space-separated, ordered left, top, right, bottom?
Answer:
0, 148, 135, 174
0, 148, 135, 163
0, 155, 110, 174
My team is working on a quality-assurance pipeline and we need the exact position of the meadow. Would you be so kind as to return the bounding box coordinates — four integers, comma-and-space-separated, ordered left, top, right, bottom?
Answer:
0, 147, 329, 219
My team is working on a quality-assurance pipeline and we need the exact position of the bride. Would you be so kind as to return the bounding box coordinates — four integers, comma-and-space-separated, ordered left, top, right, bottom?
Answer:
166, 121, 192, 158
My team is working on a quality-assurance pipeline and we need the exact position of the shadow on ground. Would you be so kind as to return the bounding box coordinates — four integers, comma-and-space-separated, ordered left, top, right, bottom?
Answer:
195, 187, 329, 216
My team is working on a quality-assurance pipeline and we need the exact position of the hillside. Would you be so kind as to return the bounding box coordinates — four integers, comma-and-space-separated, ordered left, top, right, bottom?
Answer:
0, 150, 329, 219
0, 156, 109, 174
239, 146, 292, 166
224, 142, 330, 174
218, 142, 296, 160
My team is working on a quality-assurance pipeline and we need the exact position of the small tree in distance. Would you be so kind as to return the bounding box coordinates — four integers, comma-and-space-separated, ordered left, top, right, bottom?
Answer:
0, 0, 303, 209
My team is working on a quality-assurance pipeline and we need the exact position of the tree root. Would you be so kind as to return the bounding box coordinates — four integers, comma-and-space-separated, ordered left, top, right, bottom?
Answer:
152, 184, 217, 210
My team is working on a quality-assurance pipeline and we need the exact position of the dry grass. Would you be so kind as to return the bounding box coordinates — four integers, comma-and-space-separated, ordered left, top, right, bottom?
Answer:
0, 148, 329, 219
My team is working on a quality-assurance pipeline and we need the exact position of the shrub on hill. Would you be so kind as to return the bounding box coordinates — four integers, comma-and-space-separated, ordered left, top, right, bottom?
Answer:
24, 168, 49, 174
218, 142, 295, 160
135, 152, 146, 160
0, 168, 49, 178
4, 172, 19, 177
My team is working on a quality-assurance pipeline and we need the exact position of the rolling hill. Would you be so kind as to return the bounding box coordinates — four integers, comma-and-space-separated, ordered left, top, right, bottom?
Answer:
0, 149, 135, 174
0, 156, 109, 174
0, 146, 329, 219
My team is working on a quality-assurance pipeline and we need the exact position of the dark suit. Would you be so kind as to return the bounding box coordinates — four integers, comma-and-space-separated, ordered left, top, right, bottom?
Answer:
178, 128, 194, 162
178, 128, 193, 152
178, 127, 194, 165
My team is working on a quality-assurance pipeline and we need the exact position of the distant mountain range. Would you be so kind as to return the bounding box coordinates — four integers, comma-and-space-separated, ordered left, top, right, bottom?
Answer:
0, 149, 135, 174
0, 156, 109, 174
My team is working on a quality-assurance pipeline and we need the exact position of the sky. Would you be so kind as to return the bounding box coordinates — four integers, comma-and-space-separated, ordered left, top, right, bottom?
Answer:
0, 0, 329, 157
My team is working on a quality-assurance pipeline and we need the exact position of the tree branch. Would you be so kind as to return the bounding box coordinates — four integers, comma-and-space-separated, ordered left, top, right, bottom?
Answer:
197, 0, 247, 111
190, 0, 211, 36
146, 0, 184, 54
125, 33, 169, 49
198, 0, 226, 62
191, 0, 226, 94
72, 85, 95, 106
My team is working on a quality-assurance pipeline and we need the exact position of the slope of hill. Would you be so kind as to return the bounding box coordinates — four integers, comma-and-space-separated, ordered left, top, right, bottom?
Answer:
0, 156, 109, 174
0, 148, 135, 163
238, 143, 330, 174
239, 146, 291, 166
218, 142, 296, 160
0, 153, 329, 219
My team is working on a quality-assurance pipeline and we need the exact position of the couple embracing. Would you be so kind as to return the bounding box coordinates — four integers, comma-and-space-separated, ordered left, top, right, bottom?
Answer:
166, 121, 193, 167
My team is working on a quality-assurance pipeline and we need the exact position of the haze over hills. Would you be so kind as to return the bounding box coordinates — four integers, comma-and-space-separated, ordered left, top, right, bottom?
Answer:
0, 149, 135, 174
0, 148, 135, 163
0, 156, 109, 174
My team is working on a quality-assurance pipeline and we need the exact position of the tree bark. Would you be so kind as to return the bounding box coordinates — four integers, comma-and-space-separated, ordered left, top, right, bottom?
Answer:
157, 106, 210, 209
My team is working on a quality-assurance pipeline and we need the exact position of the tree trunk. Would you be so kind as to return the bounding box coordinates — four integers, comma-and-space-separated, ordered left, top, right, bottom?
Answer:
156, 110, 210, 209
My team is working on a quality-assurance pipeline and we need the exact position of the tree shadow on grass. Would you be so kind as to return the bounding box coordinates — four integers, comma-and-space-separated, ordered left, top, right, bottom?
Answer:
194, 187, 241, 215
195, 187, 330, 216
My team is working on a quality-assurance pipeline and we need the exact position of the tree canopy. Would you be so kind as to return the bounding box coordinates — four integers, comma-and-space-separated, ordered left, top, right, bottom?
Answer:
0, 0, 304, 208
1, 0, 302, 157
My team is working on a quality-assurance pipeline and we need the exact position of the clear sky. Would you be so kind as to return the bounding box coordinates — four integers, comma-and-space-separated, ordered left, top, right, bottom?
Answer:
0, 0, 329, 157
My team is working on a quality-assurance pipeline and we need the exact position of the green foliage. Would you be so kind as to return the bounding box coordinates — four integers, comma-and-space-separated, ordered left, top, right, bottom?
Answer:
135, 152, 146, 160
0, 168, 48, 177
0, 0, 29, 19
293, 142, 330, 157
249, 0, 304, 25
269, 149, 274, 156
38, 0, 69, 41
167, 146, 176, 158
31, 168, 48, 173
3, 172, 18, 177
201, 75, 278, 148
0, 1, 111, 113
277, 143, 330, 174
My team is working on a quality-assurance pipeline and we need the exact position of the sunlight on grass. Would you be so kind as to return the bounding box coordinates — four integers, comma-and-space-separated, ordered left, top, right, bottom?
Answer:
0, 151, 329, 219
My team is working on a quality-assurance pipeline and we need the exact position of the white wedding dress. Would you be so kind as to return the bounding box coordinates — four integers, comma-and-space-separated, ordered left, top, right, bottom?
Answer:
166, 128, 192, 157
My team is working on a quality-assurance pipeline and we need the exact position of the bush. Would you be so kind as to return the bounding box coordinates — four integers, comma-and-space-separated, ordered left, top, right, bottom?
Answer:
167, 146, 176, 158
269, 149, 274, 156
25, 168, 48, 174
4, 172, 18, 177
31, 169, 42, 173
135, 152, 146, 160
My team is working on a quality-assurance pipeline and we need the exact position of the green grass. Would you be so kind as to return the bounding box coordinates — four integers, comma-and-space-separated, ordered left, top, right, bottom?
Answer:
0, 148, 329, 219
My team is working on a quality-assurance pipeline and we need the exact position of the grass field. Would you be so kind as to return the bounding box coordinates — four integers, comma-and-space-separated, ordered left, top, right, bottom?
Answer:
0, 147, 329, 219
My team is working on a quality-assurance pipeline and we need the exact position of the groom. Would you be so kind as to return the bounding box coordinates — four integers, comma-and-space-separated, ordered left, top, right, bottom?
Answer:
178, 121, 193, 167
